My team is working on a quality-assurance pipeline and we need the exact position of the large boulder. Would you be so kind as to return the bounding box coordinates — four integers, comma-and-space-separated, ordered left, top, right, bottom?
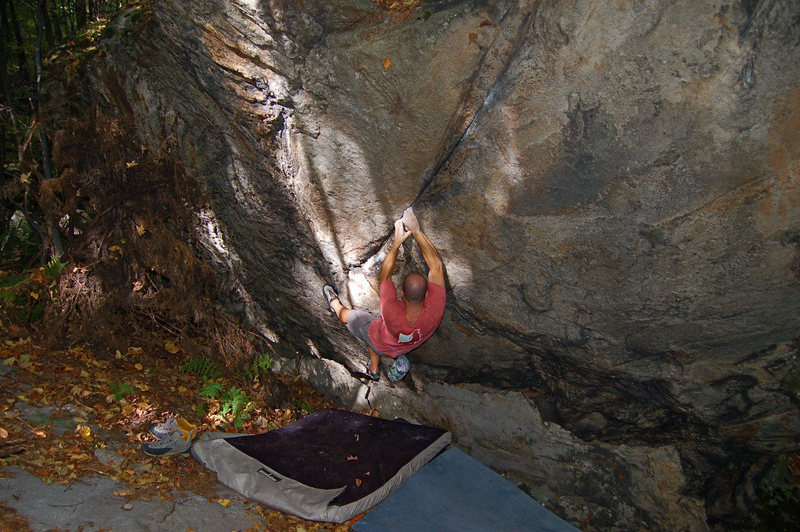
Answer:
51, 0, 800, 529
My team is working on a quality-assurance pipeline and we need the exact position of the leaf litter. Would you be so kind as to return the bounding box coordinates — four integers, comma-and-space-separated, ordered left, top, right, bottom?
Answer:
0, 326, 363, 531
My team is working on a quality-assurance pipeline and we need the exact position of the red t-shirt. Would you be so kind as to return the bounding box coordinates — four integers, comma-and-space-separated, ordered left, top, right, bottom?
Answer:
368, 280, 446, 358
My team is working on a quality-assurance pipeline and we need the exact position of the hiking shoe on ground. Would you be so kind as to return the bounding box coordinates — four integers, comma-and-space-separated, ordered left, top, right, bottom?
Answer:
323, 284, 340, 315
149, 416, 197, 439
142, 418, 198, 456
149, 416, 179, 438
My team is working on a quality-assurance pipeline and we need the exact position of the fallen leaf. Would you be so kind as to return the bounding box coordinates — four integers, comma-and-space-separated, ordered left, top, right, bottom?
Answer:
355, 478, 362, 487
134, 363, 143, 371
76, 425, 92, 441
0, 427, 8, 439
164, 341, 180, 354
217, 499, 231, 507
347, 455, 358, 461
383, 57, 392, 71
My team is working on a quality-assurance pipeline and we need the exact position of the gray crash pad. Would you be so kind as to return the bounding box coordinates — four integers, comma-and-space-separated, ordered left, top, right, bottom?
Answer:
352, 448, 581, 532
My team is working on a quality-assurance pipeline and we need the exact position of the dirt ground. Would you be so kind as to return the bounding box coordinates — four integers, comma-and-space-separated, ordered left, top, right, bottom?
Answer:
0, 284, 368, 531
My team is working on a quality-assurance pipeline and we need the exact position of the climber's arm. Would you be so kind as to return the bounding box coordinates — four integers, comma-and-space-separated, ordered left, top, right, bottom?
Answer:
412, 229, 444, 287
402, 208, 444, 287
379, 219, 412, 283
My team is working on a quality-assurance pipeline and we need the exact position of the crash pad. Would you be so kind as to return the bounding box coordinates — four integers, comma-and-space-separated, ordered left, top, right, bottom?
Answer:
352, 447, 581, 532
191, 409, 450, 524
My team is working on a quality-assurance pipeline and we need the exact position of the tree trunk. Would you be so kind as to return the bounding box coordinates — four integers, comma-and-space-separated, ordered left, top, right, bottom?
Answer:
60, 0, 72, 34
41, 0, 55, 49
35, 0, 53, 183
49, 0, 62, 42
74, 0, 86, 30
7, 0, 30, 84
0, 0, 8, 169
0, 0, 10, 98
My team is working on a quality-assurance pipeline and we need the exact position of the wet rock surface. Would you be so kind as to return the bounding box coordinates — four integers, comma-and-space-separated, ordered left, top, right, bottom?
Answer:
49, 0, 800, 529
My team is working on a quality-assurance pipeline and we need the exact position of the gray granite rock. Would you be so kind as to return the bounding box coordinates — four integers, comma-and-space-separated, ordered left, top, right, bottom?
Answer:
46, 0, 800, 529
0, 467, 258, 532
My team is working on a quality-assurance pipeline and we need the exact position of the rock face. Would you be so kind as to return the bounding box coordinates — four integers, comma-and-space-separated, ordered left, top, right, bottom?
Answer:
51, 0, 800, 529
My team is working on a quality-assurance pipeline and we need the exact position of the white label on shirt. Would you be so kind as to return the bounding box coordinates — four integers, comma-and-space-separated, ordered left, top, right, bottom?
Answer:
398, 329, 422, 343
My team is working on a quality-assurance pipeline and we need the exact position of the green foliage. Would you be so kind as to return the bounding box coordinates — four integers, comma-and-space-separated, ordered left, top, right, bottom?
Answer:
756, 453, 800, 531
294, 398, 314, 415
0, 215, 40, 266
219, 386, 251, 428
0, 289, 26, 307
109, 381, 135, 401
0, 273, 26, 289
43, 257, 68, 277
198, 381, 223, 399
18, 302, 44, 323
0, 270, 48, 325
180, 357, 222, 381
244, 353, 273, 381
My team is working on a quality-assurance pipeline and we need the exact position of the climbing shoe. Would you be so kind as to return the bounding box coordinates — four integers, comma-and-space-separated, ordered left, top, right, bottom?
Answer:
364, 363, 380, 381
141, 417, 198, 456
323, 284, 340, 315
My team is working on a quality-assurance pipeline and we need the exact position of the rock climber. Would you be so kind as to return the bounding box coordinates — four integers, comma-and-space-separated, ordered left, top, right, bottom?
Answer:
323, 207, 446, 382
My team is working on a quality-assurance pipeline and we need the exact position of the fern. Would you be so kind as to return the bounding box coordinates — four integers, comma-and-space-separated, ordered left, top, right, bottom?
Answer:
244, 353, 273, 381
0, 273, 26, 289
219, 386, 251, 428
180, 357, 223, 381
198, 382, 223, 399
43, 257, 68, 277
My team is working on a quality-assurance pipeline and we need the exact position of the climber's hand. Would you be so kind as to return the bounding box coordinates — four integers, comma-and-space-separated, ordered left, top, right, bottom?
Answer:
401, 207, 420, 233
394, 219, 412, 244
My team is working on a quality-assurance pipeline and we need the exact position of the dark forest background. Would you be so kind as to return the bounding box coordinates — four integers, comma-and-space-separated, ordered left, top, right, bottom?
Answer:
1, 0, 131, 268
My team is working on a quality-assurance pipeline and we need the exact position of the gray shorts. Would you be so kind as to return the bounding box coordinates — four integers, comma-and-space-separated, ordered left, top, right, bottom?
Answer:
346, 310, 387, 356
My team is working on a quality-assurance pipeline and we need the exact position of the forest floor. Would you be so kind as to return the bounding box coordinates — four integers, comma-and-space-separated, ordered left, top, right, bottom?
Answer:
0, 273, 363, 531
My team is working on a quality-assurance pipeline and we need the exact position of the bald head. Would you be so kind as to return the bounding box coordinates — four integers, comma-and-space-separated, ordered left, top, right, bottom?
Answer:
402, 272, 428, 304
